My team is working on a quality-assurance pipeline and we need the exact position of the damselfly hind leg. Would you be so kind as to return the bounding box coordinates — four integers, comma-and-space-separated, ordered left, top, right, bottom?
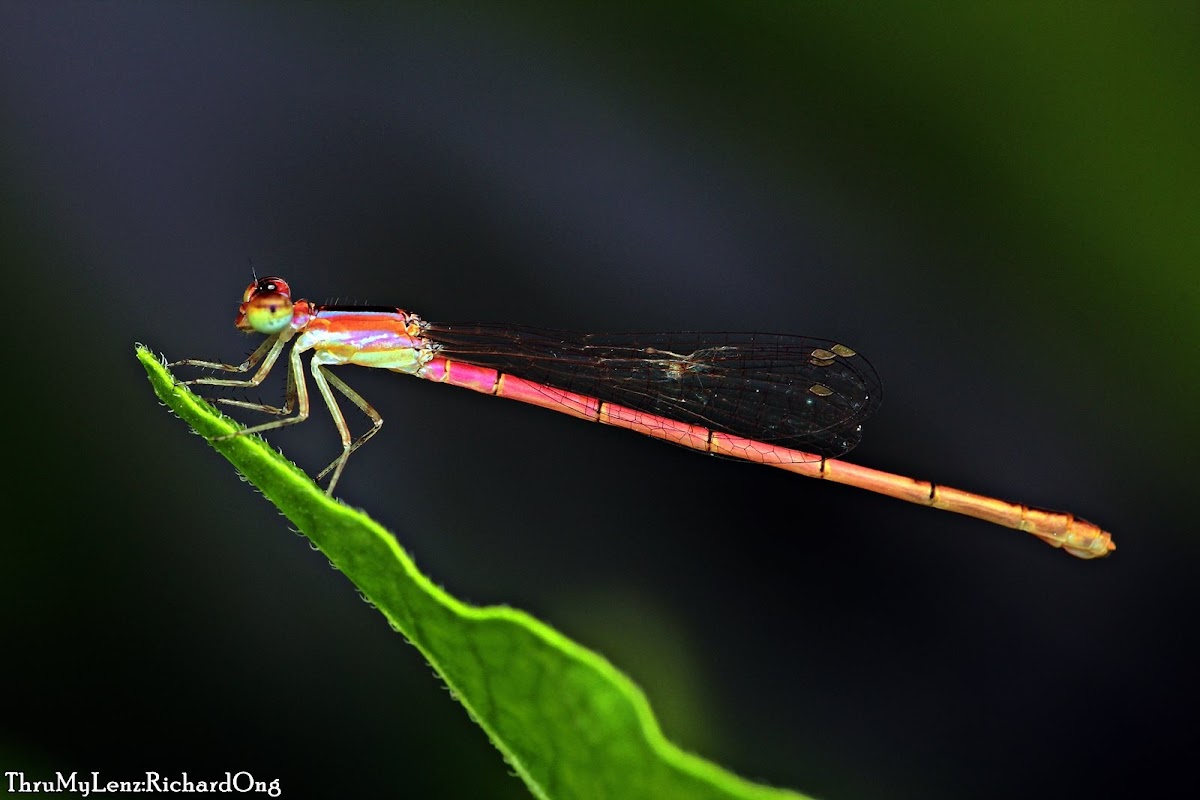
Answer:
308, 355, 383, 495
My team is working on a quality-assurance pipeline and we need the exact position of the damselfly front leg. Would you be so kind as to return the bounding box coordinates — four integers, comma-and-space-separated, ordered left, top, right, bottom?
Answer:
173, 328, 316, 448
170, 336, 297, 416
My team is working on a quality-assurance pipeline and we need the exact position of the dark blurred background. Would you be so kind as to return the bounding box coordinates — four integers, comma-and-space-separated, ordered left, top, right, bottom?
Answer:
2, 3, 1195, 798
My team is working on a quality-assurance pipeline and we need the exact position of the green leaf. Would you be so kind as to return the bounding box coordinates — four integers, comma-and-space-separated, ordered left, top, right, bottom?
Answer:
137, 345, 814, 800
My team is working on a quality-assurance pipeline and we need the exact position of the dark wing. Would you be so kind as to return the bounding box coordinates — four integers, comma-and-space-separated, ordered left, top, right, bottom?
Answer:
425, 324, 882, 458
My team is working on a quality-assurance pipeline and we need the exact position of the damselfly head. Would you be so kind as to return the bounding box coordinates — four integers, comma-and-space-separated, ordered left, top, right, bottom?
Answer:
236, 276, 295, 335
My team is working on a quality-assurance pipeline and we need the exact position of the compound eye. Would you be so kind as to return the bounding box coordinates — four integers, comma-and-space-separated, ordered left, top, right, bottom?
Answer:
243, 291, 294, 335
237, 277, 296, 334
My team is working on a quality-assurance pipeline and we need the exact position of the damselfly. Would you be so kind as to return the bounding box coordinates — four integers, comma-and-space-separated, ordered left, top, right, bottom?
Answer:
171, 277, 1114, 559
